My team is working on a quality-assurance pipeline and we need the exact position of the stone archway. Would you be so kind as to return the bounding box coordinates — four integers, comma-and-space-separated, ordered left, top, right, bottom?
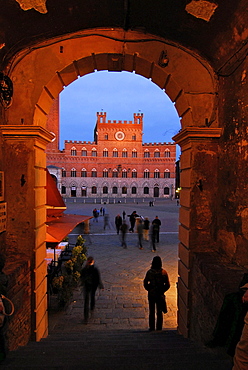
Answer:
3, 28, 220, 341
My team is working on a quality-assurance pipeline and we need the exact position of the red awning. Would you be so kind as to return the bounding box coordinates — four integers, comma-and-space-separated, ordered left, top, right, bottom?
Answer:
46, 214, 92, 243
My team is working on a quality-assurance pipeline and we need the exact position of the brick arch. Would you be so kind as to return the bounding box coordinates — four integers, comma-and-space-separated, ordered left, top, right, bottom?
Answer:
7, 29, 217, 131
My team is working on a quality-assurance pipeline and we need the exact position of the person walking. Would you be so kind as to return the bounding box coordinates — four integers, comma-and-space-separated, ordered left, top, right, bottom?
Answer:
80, 256, 104, 324
151, 223, 157, 252
137, 218, 144, 250
143, 256, 170, 331
152, 216, 161, 242
143, 217, 150, 241
120, 220, 128, 248
115, 214, 122, 235
103, 213, 110, 230
128, 211, 138, 232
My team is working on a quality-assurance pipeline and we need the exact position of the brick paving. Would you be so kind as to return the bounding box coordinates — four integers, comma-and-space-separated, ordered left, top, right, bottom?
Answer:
49, 199, 179, 332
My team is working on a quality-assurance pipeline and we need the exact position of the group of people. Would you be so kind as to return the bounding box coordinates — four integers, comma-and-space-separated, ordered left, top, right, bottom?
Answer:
114, 212, 161, 252
92, 207, 106, 222
80, 254, 170, 333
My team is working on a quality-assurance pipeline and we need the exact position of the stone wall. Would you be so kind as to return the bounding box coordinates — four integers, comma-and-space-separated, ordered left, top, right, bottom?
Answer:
4, 260, 31, 351
190, 252, 246, 343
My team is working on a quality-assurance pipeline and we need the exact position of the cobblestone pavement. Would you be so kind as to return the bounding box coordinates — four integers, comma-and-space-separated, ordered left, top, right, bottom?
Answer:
49, 199, 179, 333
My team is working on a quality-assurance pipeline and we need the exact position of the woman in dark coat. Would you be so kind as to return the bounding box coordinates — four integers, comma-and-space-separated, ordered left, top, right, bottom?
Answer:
143, 256, 170, 331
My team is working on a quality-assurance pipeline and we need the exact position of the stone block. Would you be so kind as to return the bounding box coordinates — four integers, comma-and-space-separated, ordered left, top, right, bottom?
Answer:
178, 243, 190, 267
178, 259, 190, 286
179, 224, 190, 248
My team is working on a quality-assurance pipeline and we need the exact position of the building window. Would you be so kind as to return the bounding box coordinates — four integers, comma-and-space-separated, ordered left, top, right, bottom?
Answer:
103, 149, 108, 157
71, 169, 77, 177
112, 170, 118, 178
81, 149, 87, 156
132, 170, 137, 178
92, 186, 97, 194
92, 149, 97, 157
103, 169, 108, 178
122, 149, 128, 158
122, 170, 127, 178
164, 187, 170, 195
131, 186, 137, 194
165, 150, 171, 158
132, 149, 137, 158
144, 169, 150, 178
62, 169, 66, 177
71, 148, 77, 156
144, 187, 149, 194
132, 135, 136, 141
154, 170, 160, 179
113, 149, 118, 157
61, 185, 66, 194
103, 186, 108, 194
144, 151, 150, 158
154, 151, 160, 158
91, 169, 97, 177
104, 134, 108, 140
122, 186, 127, 194
164, 171, 170, 178
113, 186, 118, 194
81, 169, 87, 177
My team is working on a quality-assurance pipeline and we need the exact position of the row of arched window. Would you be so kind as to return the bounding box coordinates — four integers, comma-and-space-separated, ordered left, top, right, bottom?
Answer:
62, 185, 170, 195
62, 168, 171, 179
70, 148, 171, 158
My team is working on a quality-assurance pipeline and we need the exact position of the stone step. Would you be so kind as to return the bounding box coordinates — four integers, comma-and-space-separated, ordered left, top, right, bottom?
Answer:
4, 330, 233, 370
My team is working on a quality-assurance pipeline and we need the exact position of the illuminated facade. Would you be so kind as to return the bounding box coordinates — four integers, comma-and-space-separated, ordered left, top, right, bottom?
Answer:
46, 108, 176, 199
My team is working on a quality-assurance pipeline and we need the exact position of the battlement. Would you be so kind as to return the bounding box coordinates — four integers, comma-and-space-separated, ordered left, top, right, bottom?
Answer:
96, 112, 143, 125
143, 142, 175, 146
65, 140, 95, 145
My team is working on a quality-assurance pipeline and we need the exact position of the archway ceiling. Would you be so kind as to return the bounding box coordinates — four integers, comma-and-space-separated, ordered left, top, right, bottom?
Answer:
0, 0, 246, 71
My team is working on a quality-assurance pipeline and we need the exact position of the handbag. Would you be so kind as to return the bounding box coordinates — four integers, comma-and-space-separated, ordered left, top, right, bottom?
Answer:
0, 295, 14, 327
159, 294, 167, 313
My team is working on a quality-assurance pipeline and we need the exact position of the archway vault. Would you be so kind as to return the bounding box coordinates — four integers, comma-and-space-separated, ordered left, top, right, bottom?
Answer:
6, 28, 218, 131
3, 28, 220, 342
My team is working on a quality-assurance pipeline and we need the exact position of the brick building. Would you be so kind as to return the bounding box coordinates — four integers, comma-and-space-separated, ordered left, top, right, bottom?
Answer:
46, 103, 176, 199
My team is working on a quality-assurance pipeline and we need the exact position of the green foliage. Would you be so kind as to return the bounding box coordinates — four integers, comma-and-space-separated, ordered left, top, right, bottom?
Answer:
52, 238, 87, 308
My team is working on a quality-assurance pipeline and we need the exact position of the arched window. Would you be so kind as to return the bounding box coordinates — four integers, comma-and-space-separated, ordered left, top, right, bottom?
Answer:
91, 148, 97, 157
112, 186, 118, 194
122, 149, 128, 158
122, 169, 127, 178
132, 149, 137, 158
71, 168, 77, 177
122, 186, 127, 194
164, 187, 170, 195
132, 169, 137, 178
71, 147, 77, 156
61, 185, 66, 194
144, 149, 150, 158
144, 187, 149, 194
164, 149, 171, 158
91, 168, 97, 177
144, 169, 150, 178
164, 170, 170, 178
131, 186, 137, 194
112, 169, 118, 178
92, 186, 97, 194
103, 148, 108, 157
154, 149, 160, 158
103, 169, 108, 178
113, 148, 118, 157
81, 148, 87, 156
81, 168, 87, 177
132, 134, 136, 141
104, 134, 108, 140
103, 186, 108, 194
154, 169, 160, 178
62, 168, 66, 177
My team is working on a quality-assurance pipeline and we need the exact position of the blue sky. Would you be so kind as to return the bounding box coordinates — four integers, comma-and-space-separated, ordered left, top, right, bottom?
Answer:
60, 71, 181, 156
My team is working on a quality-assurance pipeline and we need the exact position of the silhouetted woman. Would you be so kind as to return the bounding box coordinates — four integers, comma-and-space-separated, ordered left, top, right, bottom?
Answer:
143, 256, 170, 331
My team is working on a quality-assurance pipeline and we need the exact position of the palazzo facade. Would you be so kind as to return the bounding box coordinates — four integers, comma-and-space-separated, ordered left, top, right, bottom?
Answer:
46, 107, 176, 200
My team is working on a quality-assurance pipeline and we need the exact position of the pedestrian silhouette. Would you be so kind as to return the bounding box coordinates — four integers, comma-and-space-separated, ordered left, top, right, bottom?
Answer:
80, 256, 104, 324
